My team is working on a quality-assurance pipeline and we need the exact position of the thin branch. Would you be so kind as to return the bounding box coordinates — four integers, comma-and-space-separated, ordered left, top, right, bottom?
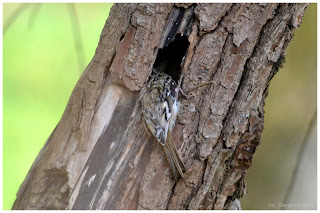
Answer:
4, 3, 30, 35
281, 109, 317, 209
186, 81, 215, 93
28, 3, 41, 29
68, 3, 85, 73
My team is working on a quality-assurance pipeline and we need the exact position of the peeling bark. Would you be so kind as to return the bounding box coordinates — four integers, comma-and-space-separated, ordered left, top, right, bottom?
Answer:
12, 3, 308, 210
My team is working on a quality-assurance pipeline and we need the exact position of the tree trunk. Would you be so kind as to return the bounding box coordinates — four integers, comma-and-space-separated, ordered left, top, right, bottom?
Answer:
12, 3, 307, 210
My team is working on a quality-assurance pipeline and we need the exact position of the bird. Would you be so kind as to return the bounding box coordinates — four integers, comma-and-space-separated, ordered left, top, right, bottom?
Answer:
139, 71, 186, 181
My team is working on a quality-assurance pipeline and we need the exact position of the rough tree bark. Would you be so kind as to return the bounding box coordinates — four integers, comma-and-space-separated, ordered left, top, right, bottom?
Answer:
12, 3, 307, 210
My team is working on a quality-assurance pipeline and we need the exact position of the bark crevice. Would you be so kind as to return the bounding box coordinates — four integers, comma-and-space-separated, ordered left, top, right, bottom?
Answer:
12, 3, 308, 210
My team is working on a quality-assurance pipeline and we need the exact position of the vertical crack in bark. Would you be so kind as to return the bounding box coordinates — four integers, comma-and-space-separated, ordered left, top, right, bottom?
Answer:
184, 159, 207, 209
12, 3, 308, 210
211, 3, 306, 209
165, 179, 179, 209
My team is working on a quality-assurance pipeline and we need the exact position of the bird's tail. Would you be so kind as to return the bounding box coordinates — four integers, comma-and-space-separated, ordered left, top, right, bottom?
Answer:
163, 131, 186, 181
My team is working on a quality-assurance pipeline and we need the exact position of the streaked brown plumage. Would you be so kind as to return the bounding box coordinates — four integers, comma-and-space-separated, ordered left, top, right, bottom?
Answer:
139, 72, 186, 180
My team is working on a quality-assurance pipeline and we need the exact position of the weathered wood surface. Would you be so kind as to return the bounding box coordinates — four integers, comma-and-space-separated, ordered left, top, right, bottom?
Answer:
13, 3, 307, 210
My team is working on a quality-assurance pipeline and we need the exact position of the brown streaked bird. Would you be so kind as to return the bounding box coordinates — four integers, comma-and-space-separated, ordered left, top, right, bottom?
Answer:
139, 71, 186, 180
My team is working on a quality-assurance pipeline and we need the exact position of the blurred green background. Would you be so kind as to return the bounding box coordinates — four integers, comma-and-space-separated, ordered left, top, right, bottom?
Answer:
3, 3, 113, 210
3, 3, 316, 210
242, 3, 317, 209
